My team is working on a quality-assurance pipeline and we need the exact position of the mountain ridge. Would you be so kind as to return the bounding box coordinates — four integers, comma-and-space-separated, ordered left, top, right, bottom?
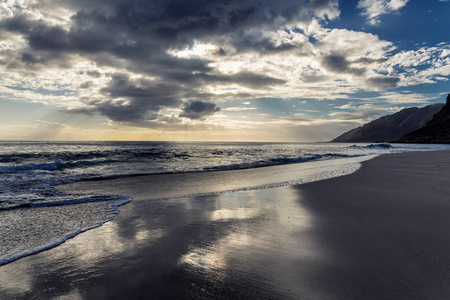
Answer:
331, 103, 444, 143
394, 94, 450, 143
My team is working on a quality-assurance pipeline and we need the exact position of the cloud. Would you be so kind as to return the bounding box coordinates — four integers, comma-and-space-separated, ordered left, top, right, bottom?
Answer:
79, 81, 93, 89
368, 92, 443, 104
365, 76, 400, 89
0, 0, 446, 136
357, 0, 409, 25
86, 70, 101, 78
179, 101, 221, 120
320, 53, 365, 75
223, 107, 257, 112
27, 120, 70, 140
92, 74, 183, 123
229, 72, 286, 88
329, 104, 388, 120
59, 107, 95, 116
376, 43, 450, 86
0, 0, 340, 125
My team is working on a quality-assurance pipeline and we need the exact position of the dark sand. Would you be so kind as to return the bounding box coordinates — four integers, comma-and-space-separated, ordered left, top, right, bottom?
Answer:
1, 151, 450, 299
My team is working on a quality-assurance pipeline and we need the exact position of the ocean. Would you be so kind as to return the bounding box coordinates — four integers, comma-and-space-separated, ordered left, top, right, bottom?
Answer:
1, 141, 449, 266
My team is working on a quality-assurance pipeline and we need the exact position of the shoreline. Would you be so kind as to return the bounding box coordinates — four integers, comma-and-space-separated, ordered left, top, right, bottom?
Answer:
1, 150, 450, 299
59, 155, 372, 200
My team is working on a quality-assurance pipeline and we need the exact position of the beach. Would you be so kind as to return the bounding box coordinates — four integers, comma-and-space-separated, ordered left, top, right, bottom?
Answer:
1, 150, 450, 299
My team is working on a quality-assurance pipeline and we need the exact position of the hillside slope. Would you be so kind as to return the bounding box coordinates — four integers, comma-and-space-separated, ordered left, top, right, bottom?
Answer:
395, 94, 450, 143
332, 103, 444, 143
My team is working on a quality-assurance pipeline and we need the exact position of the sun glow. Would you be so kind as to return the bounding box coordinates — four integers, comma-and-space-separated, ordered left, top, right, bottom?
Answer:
168, 42, 218, 58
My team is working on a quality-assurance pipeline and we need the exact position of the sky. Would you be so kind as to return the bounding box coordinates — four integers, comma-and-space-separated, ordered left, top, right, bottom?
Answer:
0, 0, 449, 142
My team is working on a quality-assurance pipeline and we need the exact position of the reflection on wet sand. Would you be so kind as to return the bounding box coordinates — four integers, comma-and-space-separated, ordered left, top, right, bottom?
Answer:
0, 186, 324, 299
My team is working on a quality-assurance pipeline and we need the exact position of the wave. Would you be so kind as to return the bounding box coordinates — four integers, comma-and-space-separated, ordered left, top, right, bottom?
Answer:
0, 148, 191, 160
0, 149, 195, 174
0, 145, 373, 176
0, 158, 132, 174
0, 196, 131, 266
0, 227, 85, 267
0, 160, 64, 173
203, 153, 357, 172
350, 143, 393, 150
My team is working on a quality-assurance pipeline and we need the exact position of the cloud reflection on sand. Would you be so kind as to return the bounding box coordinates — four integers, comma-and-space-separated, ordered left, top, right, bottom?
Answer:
179, 248, 227, 273
0, 185, 321, 299
176, 187, 318, 295
210, 207, 258, 221
0, 216, 167, 297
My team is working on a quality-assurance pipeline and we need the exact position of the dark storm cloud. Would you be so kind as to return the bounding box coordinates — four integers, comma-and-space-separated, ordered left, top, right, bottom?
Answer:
226, 31, 300, 54
320, 54, 365, 76
300, 73, 330, 83
12, 0, 337, 54
99, 0, 337, 41
0, 0, 338, 124
59, 107, 95, 116
179, 101, 221, 120
0, 15, 77, 70
92, 74, 182, 123
216, 48, 227, 56
352, 57, 388, 64
86, 70, 102, 78
231, 72, 287, 88
0, 0, 340, 63
1, 13, 35, 33
79, 81, 93, 89
366, 76, 400, 89
100, 74, 180, 103
65, 69, 282, 126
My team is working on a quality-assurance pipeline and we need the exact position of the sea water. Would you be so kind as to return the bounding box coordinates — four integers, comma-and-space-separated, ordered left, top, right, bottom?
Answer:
1, 141, 449, 266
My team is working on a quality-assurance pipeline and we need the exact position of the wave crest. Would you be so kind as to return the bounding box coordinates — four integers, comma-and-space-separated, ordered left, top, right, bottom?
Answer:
0, 160, 63, 173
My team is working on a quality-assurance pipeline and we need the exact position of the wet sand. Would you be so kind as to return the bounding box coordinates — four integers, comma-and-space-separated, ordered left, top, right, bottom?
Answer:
295, 150, 450, 299
1, 150, 450, 299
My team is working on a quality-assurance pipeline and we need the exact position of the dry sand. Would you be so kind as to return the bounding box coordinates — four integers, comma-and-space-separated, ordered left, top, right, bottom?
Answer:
0, 150, 449, 299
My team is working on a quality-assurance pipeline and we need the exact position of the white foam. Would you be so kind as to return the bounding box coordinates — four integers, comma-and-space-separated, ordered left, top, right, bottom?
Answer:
0, 196, 131, 266
0, 160, 63, 173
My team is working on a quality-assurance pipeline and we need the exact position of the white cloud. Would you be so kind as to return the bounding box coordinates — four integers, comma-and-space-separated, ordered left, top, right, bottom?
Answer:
363, 92, 443, 104
305, 20, 395, 58
329, 103, 388, 120
223, 107, 257, 111
335, 103, 357, 110
357, 0, 409, 25
376, 43, 450, 86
